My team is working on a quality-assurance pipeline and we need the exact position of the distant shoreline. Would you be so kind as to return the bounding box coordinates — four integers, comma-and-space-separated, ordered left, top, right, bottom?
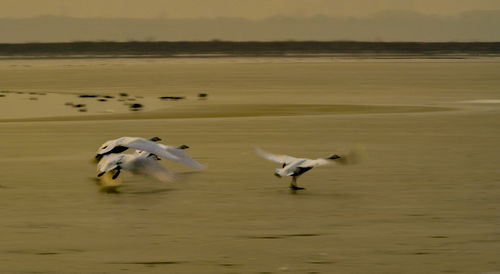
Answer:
1, 41, 499, 59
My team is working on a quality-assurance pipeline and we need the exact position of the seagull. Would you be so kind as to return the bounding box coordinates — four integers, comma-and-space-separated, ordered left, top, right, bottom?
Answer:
255, 147, 342, 190
95, 136, 204, 169
97, 153, 175, 183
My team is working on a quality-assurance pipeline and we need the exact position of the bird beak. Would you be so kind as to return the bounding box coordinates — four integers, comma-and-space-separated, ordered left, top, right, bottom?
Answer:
274, 173, 281, 178
97, 171, 105, 177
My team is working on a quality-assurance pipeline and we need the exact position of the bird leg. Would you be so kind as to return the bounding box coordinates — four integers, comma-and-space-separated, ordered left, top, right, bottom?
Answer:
290, 176, 305, 190
112, 167, 121, 179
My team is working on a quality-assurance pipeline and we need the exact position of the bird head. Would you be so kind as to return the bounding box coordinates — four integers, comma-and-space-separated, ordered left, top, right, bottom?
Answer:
177, 144, 189, 150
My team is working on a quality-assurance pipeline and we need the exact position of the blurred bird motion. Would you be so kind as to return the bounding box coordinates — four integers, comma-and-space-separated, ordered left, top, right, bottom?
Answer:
255, 145, 364, 190
94, 136, 204, 185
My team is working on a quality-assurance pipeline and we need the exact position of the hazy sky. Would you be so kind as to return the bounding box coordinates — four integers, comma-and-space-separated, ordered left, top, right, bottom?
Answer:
2, 0, 500, 19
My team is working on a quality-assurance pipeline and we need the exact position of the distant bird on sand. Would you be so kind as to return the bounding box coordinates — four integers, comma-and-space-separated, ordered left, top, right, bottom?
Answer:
255, 147, 343, 190
97, 153, 176, 183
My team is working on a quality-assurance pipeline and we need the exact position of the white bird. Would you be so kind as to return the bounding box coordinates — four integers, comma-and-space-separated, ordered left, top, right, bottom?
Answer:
95, 136, 161, 160
255, 147, 342, 190
95, 136, 204, 169
134, 143, 203, 169
97, 153, 176, 183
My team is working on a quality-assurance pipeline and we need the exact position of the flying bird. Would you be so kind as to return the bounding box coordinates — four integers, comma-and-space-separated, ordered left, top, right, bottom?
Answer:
95, 136, 204, 169
255, 147, 343, 190
94, 136, 204, 185
97, 153, 176, 183
95, 136, 161, 161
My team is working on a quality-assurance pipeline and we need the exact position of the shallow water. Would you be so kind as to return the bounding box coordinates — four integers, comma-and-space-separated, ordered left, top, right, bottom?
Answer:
1, 57, 500, 273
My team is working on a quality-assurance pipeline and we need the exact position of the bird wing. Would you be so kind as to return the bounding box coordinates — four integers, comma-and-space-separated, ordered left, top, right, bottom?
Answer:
134, 150, 151, 158
300, 158, 331, 167
121, 138, 181, 162
282, 159, 308, 176
97, 154, 122, 172
254, 147, 298, 164
161, 144, 204, 169
131, 142, 204, 169
129, 157, 177, 183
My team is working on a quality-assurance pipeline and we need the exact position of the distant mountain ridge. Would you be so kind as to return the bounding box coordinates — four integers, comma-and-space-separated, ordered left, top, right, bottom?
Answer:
1, 10, 499, 43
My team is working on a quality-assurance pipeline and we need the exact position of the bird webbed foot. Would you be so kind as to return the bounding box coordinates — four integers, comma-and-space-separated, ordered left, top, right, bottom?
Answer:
290, 184, 305, 190
112, 168, 121, 179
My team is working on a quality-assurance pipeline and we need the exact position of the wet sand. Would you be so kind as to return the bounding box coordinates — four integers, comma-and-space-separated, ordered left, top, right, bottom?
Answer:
0, 57, 500, 273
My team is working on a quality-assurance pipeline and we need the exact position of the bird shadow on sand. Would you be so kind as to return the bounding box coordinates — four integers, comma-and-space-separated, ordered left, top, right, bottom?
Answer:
107, 261, 186, 267
90, 173, 201, 194
91, 177, 122, 194
241, 233, 322, 240
277, 187, 356, 199
127, 188, 175, 195
123, 171, 205, 194
92, 179, 174, 195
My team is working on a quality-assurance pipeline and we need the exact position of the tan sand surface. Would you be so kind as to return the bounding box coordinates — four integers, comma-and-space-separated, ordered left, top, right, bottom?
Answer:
0, 57, 499, 273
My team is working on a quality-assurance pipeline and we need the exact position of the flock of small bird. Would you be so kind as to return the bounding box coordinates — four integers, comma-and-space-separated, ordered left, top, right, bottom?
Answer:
1, 90, 208, 115
94, 136, 346, 191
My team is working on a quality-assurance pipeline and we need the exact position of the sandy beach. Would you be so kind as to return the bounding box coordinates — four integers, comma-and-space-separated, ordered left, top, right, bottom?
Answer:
1, 57, 499, 273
